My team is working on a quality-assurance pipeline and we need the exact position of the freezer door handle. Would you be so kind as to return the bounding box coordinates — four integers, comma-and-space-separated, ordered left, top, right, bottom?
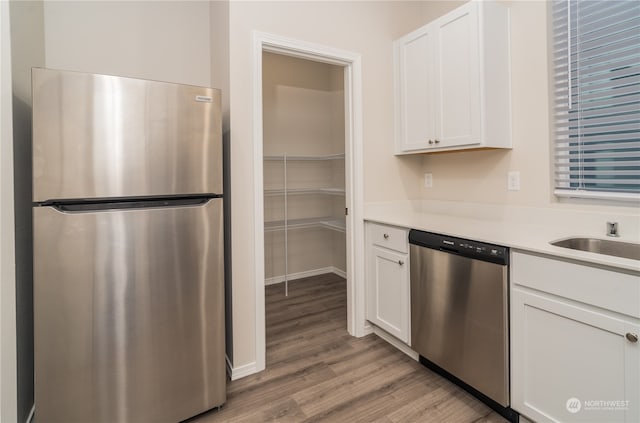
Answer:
43, 196, 218, 213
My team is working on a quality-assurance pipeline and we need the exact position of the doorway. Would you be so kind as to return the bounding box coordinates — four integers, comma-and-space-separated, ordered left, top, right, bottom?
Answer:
261, 51, 347, 364
252, 32, 365, 374
262, 52, 346, 287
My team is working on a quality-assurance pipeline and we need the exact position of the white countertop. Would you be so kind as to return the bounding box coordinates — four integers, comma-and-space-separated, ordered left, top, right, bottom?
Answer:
364, 200, 640, 273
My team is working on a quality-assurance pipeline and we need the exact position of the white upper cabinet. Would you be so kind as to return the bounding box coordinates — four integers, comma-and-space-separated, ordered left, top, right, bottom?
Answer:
435, 3, 480, 148
395, 25, 436, 152
394, 0, 512, 154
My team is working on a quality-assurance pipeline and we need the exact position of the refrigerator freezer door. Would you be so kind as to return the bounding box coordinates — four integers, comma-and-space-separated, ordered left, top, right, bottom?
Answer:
34, 199, 225, 423
32, 68, 222, 202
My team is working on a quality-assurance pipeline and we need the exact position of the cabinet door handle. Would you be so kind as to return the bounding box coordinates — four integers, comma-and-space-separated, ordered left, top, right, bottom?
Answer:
428, 140, 434, 145
383, 233, 389, 239
434, 139, 440, 144
398, 260, 404, 266
626, 333, 638, 343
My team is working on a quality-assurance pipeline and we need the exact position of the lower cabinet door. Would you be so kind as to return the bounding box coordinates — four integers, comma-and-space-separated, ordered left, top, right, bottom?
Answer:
366, 245, 410, 343
511, 287, 639, 423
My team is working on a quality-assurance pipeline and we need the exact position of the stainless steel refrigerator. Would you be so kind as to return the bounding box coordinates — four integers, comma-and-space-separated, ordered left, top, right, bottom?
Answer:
32, 68, 226, 423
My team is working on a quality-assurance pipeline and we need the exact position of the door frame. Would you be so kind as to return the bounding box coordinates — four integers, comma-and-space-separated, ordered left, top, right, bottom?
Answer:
1, 1, 18, 420
252, 31, 366, 373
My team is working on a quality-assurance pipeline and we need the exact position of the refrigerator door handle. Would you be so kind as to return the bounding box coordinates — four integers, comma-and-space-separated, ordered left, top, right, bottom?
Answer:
44, 196, 218, 213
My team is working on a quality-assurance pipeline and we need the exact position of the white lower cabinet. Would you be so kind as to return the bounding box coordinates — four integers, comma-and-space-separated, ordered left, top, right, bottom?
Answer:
365, 223, 410, 344
511, 252, 639, 423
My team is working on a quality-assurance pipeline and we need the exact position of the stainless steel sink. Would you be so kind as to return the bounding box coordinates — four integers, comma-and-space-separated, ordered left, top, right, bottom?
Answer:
550, 237, 640, 261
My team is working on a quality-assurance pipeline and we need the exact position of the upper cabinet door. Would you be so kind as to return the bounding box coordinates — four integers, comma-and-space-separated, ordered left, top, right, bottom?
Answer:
435, 2, 481, 148
393, 0, 511, 155
395, 26, 436, 152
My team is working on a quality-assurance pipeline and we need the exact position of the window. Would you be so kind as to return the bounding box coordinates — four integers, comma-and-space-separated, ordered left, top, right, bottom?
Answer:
553, 0, 640, 201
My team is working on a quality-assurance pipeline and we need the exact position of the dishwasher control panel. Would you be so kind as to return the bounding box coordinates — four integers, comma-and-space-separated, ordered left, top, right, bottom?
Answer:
409, 230, 509, 265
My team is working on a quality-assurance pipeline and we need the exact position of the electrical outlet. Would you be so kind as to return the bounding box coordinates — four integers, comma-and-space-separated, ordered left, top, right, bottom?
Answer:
424, 173, 433, 188
508, 171, 521, 191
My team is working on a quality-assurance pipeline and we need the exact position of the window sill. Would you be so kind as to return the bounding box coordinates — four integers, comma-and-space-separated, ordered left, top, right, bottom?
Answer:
555, 189, 640, 205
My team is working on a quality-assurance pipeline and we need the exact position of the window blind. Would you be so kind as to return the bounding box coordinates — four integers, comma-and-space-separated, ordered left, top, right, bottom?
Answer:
553, 0, 640, 200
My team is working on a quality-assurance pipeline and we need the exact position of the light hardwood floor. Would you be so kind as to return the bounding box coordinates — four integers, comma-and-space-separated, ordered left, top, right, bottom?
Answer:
190, 273, 507, 423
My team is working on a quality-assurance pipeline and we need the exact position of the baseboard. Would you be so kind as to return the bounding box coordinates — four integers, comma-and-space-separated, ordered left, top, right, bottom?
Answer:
265, 266, 346, 285
372, 326, 418, 361
225, 355, 260, 381
331, 266, 346, 279
363, 322, 375, 336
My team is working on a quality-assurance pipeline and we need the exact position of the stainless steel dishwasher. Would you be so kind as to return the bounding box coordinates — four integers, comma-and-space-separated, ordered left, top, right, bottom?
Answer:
409, 230, 518, 423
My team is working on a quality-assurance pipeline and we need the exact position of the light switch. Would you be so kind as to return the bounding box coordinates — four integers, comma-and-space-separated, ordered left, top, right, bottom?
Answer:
508, 171, 520, 191
424, 173, 433, 188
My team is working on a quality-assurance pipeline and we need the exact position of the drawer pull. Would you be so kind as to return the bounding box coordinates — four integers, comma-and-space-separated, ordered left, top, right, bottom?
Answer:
383, 233, 389, 239
398, 260, 404, 266
626, 333, 638, 343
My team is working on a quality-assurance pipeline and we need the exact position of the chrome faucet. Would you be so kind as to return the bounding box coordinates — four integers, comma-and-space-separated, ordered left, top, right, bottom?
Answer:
607, 222, 620, 237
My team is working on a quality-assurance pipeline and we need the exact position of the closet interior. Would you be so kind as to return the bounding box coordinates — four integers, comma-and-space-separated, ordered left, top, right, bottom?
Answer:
262, 52, 346, 295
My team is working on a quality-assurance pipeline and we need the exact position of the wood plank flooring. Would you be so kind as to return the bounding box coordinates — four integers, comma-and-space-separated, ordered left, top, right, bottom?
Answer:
189, 274, 507, 423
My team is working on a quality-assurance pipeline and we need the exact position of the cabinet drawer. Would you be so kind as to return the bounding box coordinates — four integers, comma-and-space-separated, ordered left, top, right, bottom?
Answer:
511, 251, 640, 319
368, 223, 408, 253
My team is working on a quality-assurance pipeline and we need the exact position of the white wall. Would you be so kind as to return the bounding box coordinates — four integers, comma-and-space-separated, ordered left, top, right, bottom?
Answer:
226, 0, 427, 371
263, 52, 340, 156
210, 0, 233, 367
330, 65, 346, 154
211, 0, 230, 127
8, 1, 45, 421
0, 1, 17, 420
44, 1, 212, 87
